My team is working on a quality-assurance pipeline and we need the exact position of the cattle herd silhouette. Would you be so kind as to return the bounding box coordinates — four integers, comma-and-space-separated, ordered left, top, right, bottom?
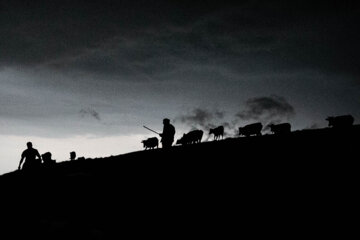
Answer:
15, 114, 355, 172
142, 114, 355, 149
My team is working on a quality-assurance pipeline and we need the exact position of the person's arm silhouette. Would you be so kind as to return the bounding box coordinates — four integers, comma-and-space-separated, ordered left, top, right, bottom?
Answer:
36, 150, 42, 163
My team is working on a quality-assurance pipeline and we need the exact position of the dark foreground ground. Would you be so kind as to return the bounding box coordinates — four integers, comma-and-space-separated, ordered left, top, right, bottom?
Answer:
1, 126, 359, 239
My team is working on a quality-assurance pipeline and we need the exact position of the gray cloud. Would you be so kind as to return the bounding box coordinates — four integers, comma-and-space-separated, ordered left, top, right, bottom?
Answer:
1, 0, 360, 139
79, 108, 101, 121
1, 1, 359, 79
174, 108, 235, 140
236, 95, 295, 124
305, 123, 321, 130
175, 108, 227, 129
176, 108, 218, 126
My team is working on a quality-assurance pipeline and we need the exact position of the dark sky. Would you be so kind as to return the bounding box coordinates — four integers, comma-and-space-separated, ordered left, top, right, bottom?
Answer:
1, 0, 360, 172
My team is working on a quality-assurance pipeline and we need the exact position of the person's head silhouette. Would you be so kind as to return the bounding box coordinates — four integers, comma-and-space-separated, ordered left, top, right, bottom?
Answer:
27, 142, 33, 149
163, 118, 170, 125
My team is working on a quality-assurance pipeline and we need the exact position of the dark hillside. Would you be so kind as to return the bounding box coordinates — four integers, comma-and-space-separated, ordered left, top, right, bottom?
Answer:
1, 126, 359, 238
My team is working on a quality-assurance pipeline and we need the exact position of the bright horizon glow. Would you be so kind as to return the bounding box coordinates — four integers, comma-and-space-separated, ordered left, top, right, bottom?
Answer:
0, 127, 213, 175
0, 134, 154, 175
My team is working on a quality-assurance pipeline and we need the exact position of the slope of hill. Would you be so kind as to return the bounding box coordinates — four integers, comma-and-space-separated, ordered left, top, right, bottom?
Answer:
1, 126, 358, 239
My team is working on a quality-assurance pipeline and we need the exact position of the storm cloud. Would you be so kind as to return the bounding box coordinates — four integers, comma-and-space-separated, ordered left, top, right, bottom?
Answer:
1, 1, 359, 80
79, 108, 101, 121
236, 95, 295, 123
175, 108, 226, 129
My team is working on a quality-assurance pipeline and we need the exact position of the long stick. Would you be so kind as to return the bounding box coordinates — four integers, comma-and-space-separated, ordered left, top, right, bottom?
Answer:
143, 125, 160, 135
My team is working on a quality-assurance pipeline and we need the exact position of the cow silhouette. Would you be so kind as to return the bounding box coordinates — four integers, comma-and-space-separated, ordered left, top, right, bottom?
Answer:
239, 123, 263, 137
209, 126, 224, 141
269, 123, 291, 135
176, 130, 203, 145
141, 137, 159, 150
326, 115, 354, 128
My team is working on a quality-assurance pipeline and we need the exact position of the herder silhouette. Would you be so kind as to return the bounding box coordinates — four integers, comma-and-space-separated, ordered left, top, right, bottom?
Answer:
160, 118, 175, 149
18, 142, 42, 171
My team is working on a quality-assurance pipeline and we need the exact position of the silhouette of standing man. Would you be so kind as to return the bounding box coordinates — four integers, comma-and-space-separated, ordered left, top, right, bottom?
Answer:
18, 142, 42, 170
160, 118, 175, 149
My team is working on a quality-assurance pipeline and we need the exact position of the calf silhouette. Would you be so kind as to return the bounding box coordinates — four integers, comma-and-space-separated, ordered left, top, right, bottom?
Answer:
209, 126, 224, 140
326, 115, 354, 128
239, 122, 263, 137
269, 123, 291, 135
141, 137, 159, 150
176, 130, 203, 145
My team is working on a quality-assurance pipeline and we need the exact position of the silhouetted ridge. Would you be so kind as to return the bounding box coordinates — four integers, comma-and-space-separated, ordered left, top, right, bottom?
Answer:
1, 126, 359, 239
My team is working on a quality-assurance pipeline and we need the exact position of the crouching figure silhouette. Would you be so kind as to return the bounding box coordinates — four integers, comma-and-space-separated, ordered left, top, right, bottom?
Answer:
18, 142, 42, 171
41, 152, 56, 167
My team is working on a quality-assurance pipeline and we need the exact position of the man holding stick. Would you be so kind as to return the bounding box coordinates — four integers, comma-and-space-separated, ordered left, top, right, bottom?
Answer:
144, 118, 175, 149
160, 118, 175, 149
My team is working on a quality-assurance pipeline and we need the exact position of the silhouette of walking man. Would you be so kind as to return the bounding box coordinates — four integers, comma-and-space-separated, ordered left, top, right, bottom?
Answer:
160, 118, 175, 149
18, 142, 42, 171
